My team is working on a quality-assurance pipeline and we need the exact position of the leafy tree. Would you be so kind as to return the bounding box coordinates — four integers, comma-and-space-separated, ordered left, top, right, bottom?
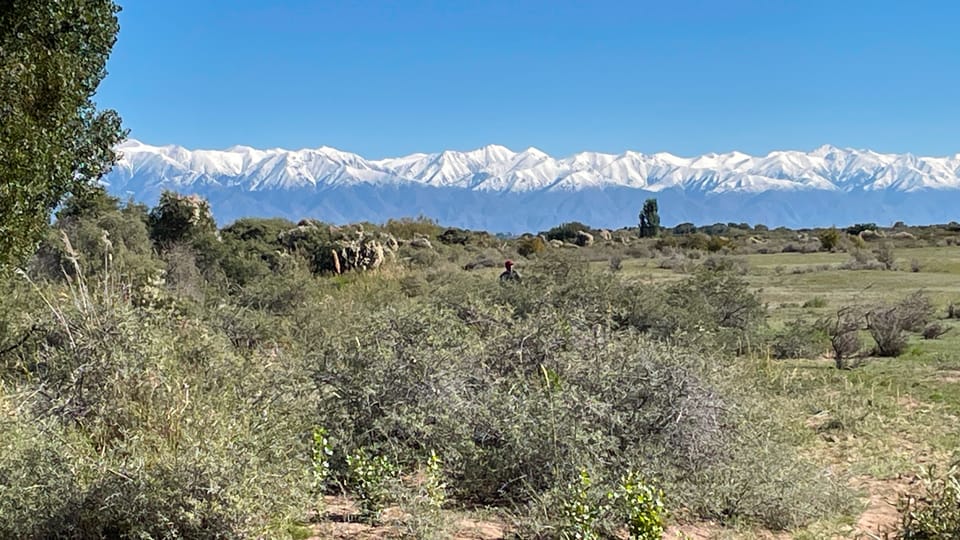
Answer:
544, 221, 591, 243
638, 198, 660, 238
0, 0, 125, 268
148, 191, 218, 247
33, 186, 159, 282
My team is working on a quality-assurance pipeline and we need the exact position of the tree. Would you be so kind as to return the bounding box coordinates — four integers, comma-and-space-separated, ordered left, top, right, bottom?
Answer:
148, 191, 218, 247
639, 198, 660, 238
0, 0, 124, 268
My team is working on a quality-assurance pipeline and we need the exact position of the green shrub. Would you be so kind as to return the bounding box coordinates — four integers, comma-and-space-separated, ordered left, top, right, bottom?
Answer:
544, 222, 592, 243
616, 472, 665, 540
770, 319, 828, 359
818, 227, 841, 251
346, 449, 400, 520
896, 463, 960, 538
517, 236, 547, 257
0, 271, 314, 538
385, 216, 441, 240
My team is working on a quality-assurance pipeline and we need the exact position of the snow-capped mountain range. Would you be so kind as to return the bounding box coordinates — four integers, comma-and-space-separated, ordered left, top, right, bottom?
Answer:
105, 139, 960, 232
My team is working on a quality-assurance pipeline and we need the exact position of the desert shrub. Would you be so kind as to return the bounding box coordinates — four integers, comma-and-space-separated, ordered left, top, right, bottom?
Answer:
770, 319, 828, 359
864, 293, 933, 357
701, 255, 750, 275
517, 236, 547, 257
0, 273, 314, 538
608, 256, 623, 272
658, 254, 697, 273
438, 227, 470, 245
819, 307, 864, 369
803, 296, 828, 309
876, 241, 896, 270
895, 462, 960, 539
625, 244, 652, 259
706, 235, 732, 252
399, 244, 440, 268
680, 232, 710, 251
384, 216, 441, 240
818, 227, 841, 251
910, 258, 922, 272
922, 322, 950, 340
947, 302, 960, 319
665, 269, 765, 338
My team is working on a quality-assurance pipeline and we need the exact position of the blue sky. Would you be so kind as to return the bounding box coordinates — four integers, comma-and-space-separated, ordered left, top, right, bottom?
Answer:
97, 0, 960, 158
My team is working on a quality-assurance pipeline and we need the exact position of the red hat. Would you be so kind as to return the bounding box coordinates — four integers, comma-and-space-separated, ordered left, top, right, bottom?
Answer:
504, 260, 514, 268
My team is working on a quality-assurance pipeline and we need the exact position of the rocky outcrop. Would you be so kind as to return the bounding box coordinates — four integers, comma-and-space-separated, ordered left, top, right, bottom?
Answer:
575, 230, 594, 247
279, 223, 398, 274
598, 229, 612, 241
410, 236, 433, 249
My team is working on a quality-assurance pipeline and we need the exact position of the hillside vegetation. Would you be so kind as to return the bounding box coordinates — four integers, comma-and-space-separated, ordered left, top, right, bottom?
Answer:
2, 190, 960, 538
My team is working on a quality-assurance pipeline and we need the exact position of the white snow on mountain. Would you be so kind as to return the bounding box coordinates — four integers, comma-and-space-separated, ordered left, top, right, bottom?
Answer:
109, 139, 960, 196
104, 139, 960, 232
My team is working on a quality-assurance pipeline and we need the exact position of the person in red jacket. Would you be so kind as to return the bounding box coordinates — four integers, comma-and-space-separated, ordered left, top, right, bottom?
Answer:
499, 260, 521, 283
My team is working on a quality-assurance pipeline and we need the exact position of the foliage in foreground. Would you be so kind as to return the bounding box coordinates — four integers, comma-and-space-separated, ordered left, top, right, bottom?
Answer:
0, 270, 314, 538
0, 194, 862, 537
895, 462, 960, 539
0, 0, 125, 267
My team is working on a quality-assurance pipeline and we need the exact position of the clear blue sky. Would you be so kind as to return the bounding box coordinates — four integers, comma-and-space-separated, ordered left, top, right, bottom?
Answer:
96, 0, 960, 158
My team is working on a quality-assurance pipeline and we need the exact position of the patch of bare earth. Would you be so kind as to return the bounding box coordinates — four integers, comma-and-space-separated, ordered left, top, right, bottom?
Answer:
309, 496, 510, 540
936, 369, 960, 383
847, 476, 914, 539
664, 521, 722, 539
452, 517, 509, 540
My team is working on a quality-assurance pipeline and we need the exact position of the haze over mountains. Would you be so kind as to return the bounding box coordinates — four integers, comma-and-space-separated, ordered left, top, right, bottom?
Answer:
105, 139, 960, 233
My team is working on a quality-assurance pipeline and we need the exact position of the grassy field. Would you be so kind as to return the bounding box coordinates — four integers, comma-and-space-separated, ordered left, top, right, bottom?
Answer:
614, 245, 960, 538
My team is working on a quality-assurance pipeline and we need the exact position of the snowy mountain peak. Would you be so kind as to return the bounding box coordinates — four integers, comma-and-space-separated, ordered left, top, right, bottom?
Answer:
110, 138, 960, 196
105, 139, 960, 233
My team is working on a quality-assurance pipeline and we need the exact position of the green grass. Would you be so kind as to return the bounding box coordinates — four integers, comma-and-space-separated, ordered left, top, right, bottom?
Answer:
617, 245, 960, 537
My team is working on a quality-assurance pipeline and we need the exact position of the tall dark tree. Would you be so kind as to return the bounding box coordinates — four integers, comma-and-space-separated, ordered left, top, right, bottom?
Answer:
0, 0, 125, 268
639, 198, 661, 238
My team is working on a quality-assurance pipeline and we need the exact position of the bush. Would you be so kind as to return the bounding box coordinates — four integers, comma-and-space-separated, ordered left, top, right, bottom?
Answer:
922, 322, 950, 340
771, 319, 828, 359
818, 227, 841, 251
384, 216, 441, 240
820, 307, 864, 369
0, 272, 314, 538
865, 292, 934, 357
895, 463, 960, 538
437, 227, 468, 245
543, 221, 592, 243
845, 223, 878, 235
876, 242, 896, 270
516, 236, 547, 258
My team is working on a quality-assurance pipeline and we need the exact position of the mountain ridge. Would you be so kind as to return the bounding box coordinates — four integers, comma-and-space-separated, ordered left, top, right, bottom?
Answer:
104, 139, 960, 232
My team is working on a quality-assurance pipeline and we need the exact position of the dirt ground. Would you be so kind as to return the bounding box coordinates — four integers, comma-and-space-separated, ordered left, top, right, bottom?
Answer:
309, 476, 910, 539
